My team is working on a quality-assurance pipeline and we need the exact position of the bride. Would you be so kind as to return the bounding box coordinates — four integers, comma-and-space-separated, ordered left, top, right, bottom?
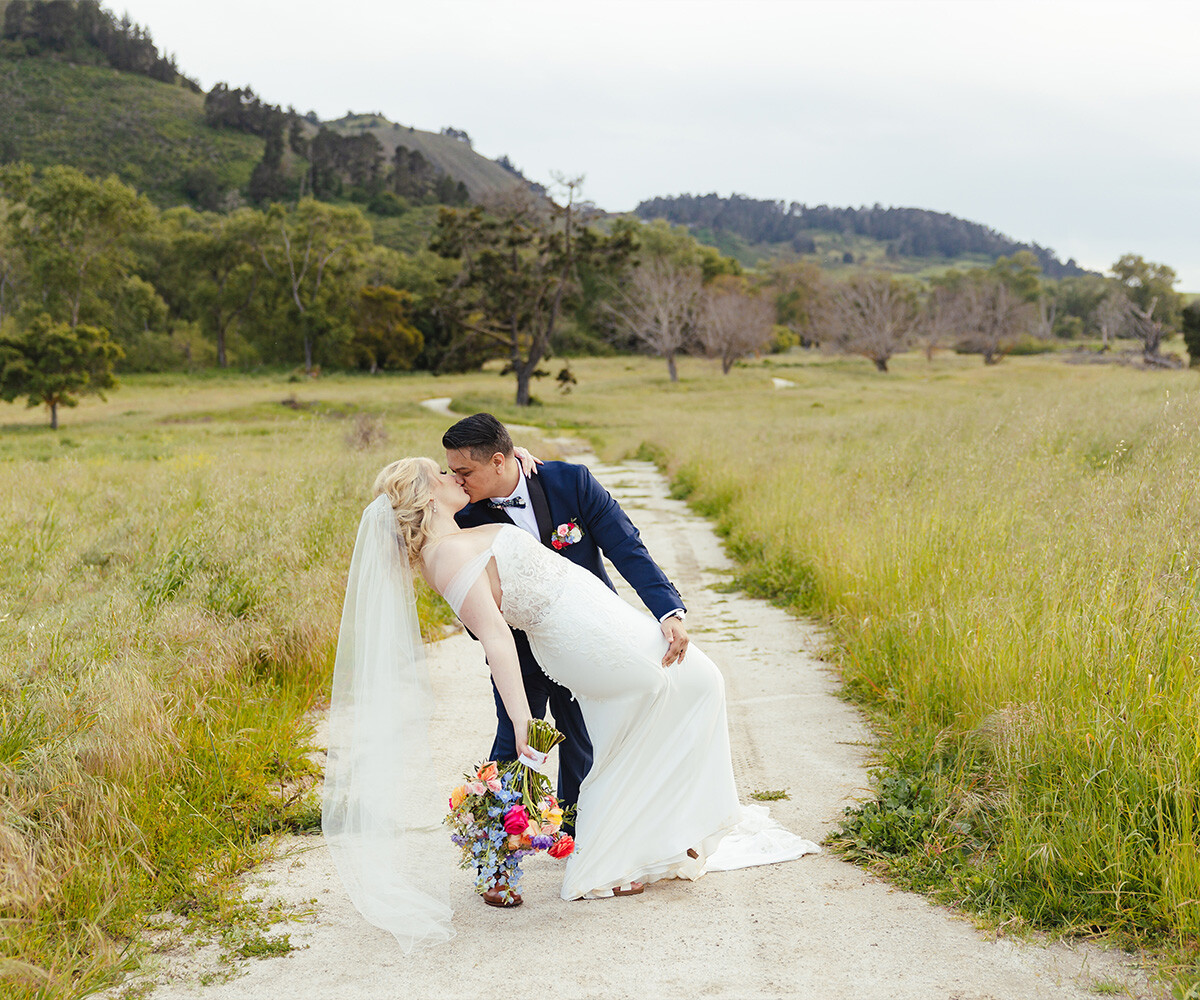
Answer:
322, 456, 818, 950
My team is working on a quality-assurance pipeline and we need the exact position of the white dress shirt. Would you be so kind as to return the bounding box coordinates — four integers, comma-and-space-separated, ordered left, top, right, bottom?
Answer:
493, 474, 541, 539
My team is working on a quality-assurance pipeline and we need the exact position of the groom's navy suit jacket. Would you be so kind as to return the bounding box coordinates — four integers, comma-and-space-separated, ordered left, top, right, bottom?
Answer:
455, 460, 685, 816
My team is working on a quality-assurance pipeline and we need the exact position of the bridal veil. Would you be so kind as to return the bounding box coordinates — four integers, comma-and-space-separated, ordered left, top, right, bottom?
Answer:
321, 494, 454, 951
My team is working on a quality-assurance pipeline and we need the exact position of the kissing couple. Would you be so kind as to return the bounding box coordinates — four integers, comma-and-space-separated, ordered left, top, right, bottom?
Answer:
322, 412, 818, 950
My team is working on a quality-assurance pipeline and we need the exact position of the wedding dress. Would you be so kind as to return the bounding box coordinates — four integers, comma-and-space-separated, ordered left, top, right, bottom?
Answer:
324, 499, 819, 951
443, 524, 820, 900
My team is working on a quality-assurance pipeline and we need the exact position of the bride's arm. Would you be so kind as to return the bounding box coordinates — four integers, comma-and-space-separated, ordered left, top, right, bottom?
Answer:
455, 578, 533, 760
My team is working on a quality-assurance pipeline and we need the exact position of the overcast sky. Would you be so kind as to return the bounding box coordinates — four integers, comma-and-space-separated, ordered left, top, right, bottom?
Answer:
117, 0, 1200, 288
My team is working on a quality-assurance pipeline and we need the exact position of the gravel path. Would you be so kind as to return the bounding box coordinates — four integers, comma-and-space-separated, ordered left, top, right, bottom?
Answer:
134, 440, 1160, 1000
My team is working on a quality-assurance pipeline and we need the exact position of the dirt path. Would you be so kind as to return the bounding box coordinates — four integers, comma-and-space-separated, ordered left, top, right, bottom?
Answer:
136, 430, 1159, 1000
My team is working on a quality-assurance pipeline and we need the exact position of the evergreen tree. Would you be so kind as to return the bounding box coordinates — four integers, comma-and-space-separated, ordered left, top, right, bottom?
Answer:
0, 313, 121, 428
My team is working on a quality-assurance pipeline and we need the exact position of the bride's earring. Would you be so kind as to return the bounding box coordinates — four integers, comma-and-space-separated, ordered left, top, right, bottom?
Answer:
431, 500, 438, 513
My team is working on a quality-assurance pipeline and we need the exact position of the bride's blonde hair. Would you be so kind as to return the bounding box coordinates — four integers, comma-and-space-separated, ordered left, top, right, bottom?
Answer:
373, 457, 440, 564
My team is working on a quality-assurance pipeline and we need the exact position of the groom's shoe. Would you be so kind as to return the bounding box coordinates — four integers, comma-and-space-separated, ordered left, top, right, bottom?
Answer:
482, 885, 522, 907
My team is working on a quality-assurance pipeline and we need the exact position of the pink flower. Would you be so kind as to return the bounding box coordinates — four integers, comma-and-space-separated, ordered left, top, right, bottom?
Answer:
465, 781, 485, 796
503, 805, 530, 836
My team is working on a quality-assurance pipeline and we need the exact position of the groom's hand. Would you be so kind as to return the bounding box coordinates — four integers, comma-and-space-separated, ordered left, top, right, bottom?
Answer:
660, 618, 689, 667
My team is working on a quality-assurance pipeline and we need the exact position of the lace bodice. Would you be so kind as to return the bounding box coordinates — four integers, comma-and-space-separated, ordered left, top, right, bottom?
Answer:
443, 525, 571, 631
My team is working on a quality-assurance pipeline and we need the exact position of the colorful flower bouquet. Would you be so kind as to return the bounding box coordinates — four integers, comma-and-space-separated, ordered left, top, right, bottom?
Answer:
445, 720, 575, 902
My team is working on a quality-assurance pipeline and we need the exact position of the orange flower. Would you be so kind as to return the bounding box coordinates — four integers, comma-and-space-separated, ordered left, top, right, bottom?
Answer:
478, 762, 499, 782
449, 785, 467, 810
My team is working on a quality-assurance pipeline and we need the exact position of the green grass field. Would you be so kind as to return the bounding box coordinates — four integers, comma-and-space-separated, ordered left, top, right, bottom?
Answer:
3, 351, 1200, 996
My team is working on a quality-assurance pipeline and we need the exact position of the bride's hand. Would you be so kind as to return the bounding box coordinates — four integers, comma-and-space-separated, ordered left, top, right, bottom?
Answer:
660, 618, 689, 667
513, 721, 533, 761
513, 446, 543, 477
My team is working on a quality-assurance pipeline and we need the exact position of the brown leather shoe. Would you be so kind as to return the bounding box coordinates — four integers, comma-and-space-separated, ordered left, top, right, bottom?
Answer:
482, 884, 522, 907
611, 881, 644, 896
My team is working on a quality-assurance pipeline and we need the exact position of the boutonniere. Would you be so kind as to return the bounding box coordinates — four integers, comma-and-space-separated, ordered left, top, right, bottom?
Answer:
551, 520, 583, 550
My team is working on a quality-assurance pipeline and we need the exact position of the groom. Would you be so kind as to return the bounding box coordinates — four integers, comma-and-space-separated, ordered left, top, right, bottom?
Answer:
444, 413, 689, 831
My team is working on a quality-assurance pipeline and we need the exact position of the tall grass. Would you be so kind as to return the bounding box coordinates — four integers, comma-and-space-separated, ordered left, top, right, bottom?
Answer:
0, 377, 457, 998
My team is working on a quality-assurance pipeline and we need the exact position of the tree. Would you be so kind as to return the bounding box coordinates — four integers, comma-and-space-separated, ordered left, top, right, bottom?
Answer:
7, 166, 153, 328
1126, 297, 1170, 364
606, 257, 701, 381
0, 314, 121, 428
351, 285, 423, 372
1052, 274, 1109, 338
1032, 294, 1057, 340
916, 280, 967, 360
695, 277, 774, 373
1110, 254, 1182, 331
816, 273, 917, 372
1093, 290, 1129, 352
260, 199, 371, 372
1182, 300, 1200, 367
157, 207, 269, 367
432, 179, 631, 405
0, 196, 24, 329
955, 278, 1034, 365
989, 250, 1043, 302
766, 259, 823, 347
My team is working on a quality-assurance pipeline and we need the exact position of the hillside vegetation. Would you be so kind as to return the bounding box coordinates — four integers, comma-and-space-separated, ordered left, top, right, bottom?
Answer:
0, 55, 261, 205
327, 114, 529, 202
638, 192, 1091, 278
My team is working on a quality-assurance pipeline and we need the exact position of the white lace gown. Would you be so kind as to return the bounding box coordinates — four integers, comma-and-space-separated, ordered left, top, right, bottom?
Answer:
445, 525, 818, 900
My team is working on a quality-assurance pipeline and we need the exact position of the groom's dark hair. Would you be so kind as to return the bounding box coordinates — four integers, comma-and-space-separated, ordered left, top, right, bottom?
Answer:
442, 412, 514, 462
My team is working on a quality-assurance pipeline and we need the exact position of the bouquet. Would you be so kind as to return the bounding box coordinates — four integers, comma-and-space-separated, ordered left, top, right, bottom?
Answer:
445, 720, 576, 902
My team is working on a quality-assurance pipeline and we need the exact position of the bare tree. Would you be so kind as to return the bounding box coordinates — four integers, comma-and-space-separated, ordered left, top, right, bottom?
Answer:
916, 283, 964, 361
955, 278, 1034, 365
1127, 295, 1170, 364
696, 279, 775, 373
1033, 293, 1058, 340
1093, 290, 1129, 353
817, 273, 917, 372
607, 257, 701, 381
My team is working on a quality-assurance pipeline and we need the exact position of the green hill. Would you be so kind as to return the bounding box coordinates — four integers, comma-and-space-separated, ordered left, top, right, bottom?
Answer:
0, 53, 534, 213
0, 54, 262, 205
328, 114, 529, 202
638, 193, 1093, 279
683, 223, 998, 279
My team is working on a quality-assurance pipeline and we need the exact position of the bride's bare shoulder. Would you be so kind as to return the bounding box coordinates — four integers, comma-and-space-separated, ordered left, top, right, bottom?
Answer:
421, 526, 501, 577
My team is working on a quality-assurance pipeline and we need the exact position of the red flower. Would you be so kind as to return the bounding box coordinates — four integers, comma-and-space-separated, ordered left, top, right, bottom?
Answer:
503, 805, 530, 836
548, 835, 575, 859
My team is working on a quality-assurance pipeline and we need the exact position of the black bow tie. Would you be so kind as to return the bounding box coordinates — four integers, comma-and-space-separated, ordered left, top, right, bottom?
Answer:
489, 497, 526, 509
